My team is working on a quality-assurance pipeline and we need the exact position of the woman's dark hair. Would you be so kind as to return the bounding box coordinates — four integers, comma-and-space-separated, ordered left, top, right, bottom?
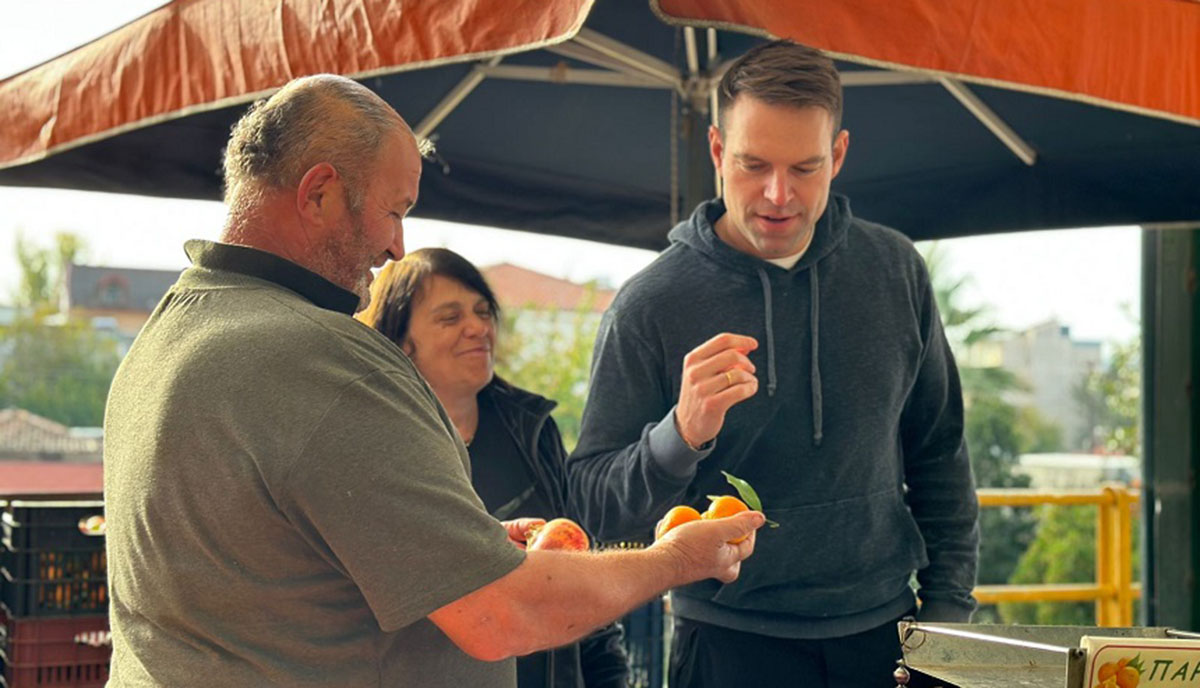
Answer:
357, 247, 500, 345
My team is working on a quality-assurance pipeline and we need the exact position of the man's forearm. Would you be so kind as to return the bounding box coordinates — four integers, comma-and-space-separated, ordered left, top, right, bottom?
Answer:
478, 547, 683, 659
430, 512, 761, 662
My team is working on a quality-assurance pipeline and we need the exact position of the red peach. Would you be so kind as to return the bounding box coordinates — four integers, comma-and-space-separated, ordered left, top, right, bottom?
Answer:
526, 518, 590, 551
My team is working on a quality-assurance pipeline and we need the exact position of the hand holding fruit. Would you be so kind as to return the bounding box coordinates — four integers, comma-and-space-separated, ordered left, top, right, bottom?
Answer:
651, 510, 763, 584
655, 472, 779, 544
675, 333, 758, 448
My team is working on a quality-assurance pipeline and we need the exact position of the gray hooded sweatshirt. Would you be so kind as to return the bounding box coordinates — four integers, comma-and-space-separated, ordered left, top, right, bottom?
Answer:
568, 195, 979, 639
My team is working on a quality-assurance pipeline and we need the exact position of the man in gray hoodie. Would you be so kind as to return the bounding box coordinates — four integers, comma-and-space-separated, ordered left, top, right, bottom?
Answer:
568, 41, 979, 687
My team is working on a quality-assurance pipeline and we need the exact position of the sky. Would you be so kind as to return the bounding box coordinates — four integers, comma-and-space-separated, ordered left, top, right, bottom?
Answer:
0, 1, 1143, 346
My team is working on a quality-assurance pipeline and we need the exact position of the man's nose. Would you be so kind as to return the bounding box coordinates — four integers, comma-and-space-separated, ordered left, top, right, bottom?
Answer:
764, 170, 792, 207
388, 228, 406, 261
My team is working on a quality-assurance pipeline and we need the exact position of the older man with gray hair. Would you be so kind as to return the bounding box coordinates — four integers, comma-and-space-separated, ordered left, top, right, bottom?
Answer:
103, 74, 764, 687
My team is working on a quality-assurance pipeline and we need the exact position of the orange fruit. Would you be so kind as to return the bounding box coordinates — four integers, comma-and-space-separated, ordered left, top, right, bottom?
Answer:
703, 495, 751, 543
1098, 662, 1118, 682
655, 505, 702, 540
1115, 666, 1139, 688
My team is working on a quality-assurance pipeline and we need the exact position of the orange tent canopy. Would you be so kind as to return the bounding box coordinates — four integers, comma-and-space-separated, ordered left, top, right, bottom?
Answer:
655, 0, 1200, 126
3, 0, 1198, 172
0, 0, 593, 169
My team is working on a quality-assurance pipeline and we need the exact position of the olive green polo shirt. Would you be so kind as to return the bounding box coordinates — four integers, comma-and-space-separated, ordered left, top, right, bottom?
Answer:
104, 240, 524, 687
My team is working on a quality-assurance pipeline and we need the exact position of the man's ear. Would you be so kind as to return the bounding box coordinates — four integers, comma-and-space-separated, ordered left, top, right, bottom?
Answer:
707, 124, 725, 176
830, 129, 850, 180
296, 162, 344, 226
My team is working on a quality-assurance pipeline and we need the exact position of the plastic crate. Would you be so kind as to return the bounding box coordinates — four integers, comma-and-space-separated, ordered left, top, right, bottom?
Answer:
1, 550, 106, 585
0, 658, 109, 688
1, 502, 105, 552
0, 570, 107, 619
0, 614, 110, 666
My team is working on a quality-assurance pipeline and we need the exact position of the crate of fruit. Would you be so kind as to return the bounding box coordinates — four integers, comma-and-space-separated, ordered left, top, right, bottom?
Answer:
0, 568, 107, 619
1, 502, 105, 552
1, 549, 106, 586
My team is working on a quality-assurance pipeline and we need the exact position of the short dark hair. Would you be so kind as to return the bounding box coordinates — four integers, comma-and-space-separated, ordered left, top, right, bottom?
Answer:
717, 40, 843, 134
358, 248, 500, 346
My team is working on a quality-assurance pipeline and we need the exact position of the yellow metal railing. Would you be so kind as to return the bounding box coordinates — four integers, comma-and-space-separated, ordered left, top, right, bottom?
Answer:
973, 485, 1141, 627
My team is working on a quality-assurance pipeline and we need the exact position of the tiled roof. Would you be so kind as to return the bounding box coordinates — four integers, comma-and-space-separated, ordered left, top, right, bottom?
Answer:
0, 461, 103, 496
481, 264, 615, 313
0, 409, 102, 456
66, 264, 179, 312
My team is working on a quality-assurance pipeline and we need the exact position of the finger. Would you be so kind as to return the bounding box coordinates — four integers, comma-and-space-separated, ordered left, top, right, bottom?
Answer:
699, 367, 758, 397
716, 560, 742, 584
734, 528, 757, 560
705, 374, 759, 410
686, 333, 759, 365
689, 348, 756, 381
711, 510, 766, 544
505, 518, 545, 543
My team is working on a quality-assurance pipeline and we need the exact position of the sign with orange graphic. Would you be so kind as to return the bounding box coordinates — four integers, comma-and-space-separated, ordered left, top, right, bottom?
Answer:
1082, 637, 1200, 688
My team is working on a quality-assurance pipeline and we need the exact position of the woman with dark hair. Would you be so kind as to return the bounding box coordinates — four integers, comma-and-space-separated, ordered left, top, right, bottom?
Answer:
358, 248, 629, 688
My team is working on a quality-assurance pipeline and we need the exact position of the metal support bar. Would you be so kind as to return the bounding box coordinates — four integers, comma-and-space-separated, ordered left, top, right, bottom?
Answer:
902, 623, 1076, 656
574, 28, 682, 89
684, 27, 700, 75
706, 28, 718, 65
546, 41, 656, 80
414, 56, 502, 139
477, 64, 667, 89
939, 77, 1038, 166
1097, 489, 1118, 625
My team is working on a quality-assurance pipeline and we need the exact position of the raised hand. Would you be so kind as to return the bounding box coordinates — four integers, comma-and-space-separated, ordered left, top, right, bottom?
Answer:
675, 333, 759, 448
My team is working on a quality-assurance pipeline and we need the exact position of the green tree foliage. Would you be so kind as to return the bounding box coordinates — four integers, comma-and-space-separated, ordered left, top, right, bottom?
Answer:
0, 314, 121, 427
494, 290, 602, 452
1074, 335, 1141, 455
1000, 505, 1141, 625
12, 231, 84, 310
1001, 505, 1097, 625
0, 232, 119, 427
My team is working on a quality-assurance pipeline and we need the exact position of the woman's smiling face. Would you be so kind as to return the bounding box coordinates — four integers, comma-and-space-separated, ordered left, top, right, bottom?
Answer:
403, 274, 497, 400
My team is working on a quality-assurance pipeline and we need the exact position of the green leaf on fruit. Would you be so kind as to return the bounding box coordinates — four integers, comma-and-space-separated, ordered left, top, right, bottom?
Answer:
720, 471, 780, 528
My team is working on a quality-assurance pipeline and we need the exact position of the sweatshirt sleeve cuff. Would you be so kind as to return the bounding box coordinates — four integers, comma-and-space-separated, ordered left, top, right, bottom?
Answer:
916, 598, 975, 623
647, 406, 714, 479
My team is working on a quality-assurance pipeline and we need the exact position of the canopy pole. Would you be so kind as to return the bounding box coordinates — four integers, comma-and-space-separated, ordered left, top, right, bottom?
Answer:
939, 77, 1038, 166
415, 56, 503, 139
574, 28, 683, 92
1140, 223, 1200, 629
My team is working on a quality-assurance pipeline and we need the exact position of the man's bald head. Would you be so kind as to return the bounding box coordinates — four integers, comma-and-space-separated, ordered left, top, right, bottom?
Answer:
222, 74, 412, 217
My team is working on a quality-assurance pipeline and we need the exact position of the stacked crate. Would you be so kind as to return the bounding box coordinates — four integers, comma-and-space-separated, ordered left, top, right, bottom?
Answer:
0, 500, 109, 688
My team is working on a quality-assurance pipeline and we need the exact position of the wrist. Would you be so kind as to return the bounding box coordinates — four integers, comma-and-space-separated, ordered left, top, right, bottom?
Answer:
673, 413, 710, 451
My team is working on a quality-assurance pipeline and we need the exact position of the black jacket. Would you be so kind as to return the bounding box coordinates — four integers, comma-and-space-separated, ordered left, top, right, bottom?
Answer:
478, 377, 629, 688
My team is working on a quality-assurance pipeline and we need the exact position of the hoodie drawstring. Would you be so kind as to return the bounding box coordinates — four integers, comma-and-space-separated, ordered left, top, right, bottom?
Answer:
756, 269, 778, 398
810, 265, 823, 447
756, 265, 823, 447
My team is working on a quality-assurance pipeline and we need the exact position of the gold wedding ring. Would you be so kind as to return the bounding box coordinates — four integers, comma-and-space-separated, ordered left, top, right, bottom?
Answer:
725, 370, 735, 388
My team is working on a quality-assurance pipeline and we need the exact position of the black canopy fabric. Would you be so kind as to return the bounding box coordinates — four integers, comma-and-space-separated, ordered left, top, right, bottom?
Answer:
2, 1, 1198, 250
